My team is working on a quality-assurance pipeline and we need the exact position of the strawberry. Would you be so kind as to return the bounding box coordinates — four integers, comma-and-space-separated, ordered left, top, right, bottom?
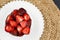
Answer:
6, 15, 13, 22
5, 25, 13, 32
10, 20, 17, 27
12, 9, 18, 17
18, 8, 26, 15
22, 27, 30, 34
11, 30, 18, 36
16, 15, 24, 23
17, 25, 23, 33
24, 14, 30, 21
18, 32, 24, 36
27, 20, 31, 28
20, 21, 27, 28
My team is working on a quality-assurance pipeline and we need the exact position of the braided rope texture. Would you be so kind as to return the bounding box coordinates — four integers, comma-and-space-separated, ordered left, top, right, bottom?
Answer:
0, 0, 60, 40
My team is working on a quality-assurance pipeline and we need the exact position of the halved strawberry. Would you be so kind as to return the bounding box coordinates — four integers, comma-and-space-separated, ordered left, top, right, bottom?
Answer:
6, 15, 13, 22
12, 9, 18, 17
18, 8, 26, 15
27, 20, 31, 28
24, 14, 30, 21
16, 15, 24, 23
11, 30, 18, 36
18, 32, 24, 36
10, 20, 17, 27
17, 25, 23, 33
20, 21, 27, 28
22, 27, 30, 34
5, 25, 14, 32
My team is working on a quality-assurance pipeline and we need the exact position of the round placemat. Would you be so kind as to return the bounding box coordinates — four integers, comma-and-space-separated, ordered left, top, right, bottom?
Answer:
0, 0, 60, 40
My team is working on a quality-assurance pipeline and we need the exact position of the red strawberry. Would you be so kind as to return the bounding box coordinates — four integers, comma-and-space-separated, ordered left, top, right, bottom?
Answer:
22, 27, 30, 34
16, 15, 24, 23
18, 32, 24, 36
12, 9, 18, 17
20, 21, 27, 28
18, 8, 26, 15
5, 25, 13, 32
17, 25, 23, 33
10, 20, 17, 27
27, 21, 31, 28
11, 30, 18, 36
24, 14, 30, 21
6, 15, 13, 22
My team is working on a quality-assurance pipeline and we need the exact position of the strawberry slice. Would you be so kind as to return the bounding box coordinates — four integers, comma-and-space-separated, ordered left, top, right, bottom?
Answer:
16, 15, 24, 23
17, 25, 23, 33
24, 14, 30, 21
10, 20, 17, 27
5, 25, 13, 32
22, 27, 30, 34
20, 21, 27, 28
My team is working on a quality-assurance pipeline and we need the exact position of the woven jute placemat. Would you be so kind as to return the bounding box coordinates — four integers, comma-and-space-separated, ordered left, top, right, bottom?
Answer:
0, 0, 60, 40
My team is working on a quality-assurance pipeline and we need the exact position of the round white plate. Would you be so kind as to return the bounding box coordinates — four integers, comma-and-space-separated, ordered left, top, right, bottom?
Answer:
0, 1, 44, 40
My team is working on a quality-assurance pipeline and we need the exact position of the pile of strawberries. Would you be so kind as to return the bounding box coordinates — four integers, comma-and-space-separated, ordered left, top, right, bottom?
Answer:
5, 8, 32, 36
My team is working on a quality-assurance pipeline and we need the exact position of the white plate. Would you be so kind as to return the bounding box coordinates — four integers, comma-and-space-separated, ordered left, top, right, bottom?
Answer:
0, 1, 44, 40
